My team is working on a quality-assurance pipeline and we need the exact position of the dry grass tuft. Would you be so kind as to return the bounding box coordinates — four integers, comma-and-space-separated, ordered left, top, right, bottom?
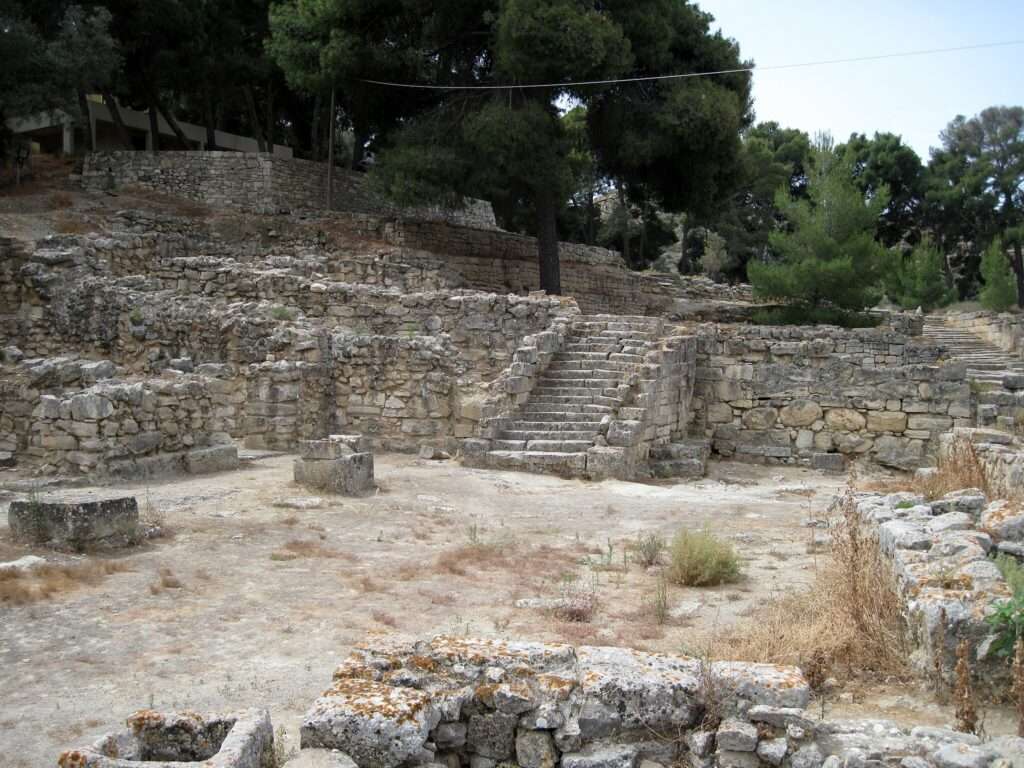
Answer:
53, 213, 92, 234
435, 541, 513, 575
270, 539, 345, 561
0, 560, 130, 604
861, 436, 994, 501
371, 610, 398, 627
666, 528, 742, 587
49, 191, 73, 209
714, 490, 908, 680
954, 639, 979, 734
149, 567, 183, 594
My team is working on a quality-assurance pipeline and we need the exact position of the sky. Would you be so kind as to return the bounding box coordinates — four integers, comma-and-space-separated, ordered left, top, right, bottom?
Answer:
697, 0, 1023, 159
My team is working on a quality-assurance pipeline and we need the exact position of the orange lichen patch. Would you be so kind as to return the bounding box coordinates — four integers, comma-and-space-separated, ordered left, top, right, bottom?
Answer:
333, 658, 377, 681
408, 655, 440, 673
980, 499, 1024, 528
322, 678, 432, 724
57, 751, 88, 768
535, 673, 576, 700
127, 709, 165, 734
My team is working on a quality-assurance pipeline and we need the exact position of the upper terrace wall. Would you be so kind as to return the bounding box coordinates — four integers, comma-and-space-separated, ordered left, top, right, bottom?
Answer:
81, 151, 497, 229
692, 324, 971, 470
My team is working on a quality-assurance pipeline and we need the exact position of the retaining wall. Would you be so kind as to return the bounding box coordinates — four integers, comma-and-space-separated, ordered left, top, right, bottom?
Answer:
692, 324, 971, 470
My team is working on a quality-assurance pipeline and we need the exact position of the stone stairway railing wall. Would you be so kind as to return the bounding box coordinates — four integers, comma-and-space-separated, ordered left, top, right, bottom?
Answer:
692, 324, 972, 470
943, 311, 1024, 359
586, 333, 698, 480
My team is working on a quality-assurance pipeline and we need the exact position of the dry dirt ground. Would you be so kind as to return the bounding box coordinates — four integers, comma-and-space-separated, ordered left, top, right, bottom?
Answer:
0, 455, 1016, 765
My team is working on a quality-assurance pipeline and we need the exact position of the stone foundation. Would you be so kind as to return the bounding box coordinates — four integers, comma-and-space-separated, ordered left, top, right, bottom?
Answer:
299, 635, 1023, 768
8, 496, 139, 551
294, 436, 375, 496
57, 708, 274, 768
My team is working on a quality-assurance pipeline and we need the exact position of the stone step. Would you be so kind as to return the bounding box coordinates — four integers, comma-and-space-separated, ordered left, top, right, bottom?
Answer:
524, 403, 610, 415
547, 358, 637, 370
485, 450, 588, 474
507, 421, 602, 434
507, 420, 605, 431
502, 430, 596, 442
540, 371, 622, 382
518, 407, 615, 418
523, 439, 594, 453
531, 386, 619, 397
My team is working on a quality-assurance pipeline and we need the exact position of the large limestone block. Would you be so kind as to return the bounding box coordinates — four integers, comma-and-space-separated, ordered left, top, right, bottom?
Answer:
8, 496, 139, 550
301, 680, 440, 768
741, 407, 778, 430
866, 411, 908, 433
294, 453, 374, 496
824, 409, 866, 432
779, 400, 822, 428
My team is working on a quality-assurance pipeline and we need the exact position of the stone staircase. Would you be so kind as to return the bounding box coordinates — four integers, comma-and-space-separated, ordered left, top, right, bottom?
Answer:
922, 316, 1024, 384
483, 315, 666, 476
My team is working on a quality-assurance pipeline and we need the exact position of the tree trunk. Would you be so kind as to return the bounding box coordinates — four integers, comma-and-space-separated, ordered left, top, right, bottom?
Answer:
1012, 240, 1024, 309
243, 85, 267, 153
148, 106, 161, 153
617, 184, 630, 266
264, 80, 275, 152
310, 93, 322, 161
77, 90, 94, 153
535, 185, 562, 295
153, 94, 191, 149
102, 91, 132, 149
203, 85, 218, 150
351, 125, 368, 171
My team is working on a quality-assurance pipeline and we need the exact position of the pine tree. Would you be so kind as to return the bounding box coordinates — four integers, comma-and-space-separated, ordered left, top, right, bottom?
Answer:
748, 140, 888, 323
884, 238, 955, 311
979, 238, 1018, 311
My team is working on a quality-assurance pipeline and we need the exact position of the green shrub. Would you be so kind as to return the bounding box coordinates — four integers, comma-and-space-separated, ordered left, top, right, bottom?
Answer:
667, 528, 742, 587
634, 532, 666, 567
979, 238, 1018, 311
751, 306, 880, 328
270, 305, 296, 321
988, 555, 1024, 658
883, 238, 956, 311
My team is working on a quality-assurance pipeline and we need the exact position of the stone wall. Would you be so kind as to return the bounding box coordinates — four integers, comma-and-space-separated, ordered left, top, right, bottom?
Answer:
81, 151, 497, 228
692, 325, 971, 470
26, 376, 224, 476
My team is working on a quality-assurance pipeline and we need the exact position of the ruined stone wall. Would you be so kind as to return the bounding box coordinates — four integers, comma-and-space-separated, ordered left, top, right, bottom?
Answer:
692, 325, 971, 470
25, 376, 223, 475
81, 151, 498, 228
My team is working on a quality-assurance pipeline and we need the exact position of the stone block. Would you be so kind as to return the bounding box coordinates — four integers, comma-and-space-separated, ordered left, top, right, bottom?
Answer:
294, 454, 375, 496
741, 407, 777, 430
812, 453, 846, 473
866, 411, 908, 433
58, 708, 274, 768
8, 496, 139, 550
824, 408, 866, 431
779, 400, 822, 427
185, 445, 239, 475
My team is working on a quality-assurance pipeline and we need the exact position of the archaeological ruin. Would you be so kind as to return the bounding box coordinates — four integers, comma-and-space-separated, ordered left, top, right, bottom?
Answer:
2, 152, 1024, 768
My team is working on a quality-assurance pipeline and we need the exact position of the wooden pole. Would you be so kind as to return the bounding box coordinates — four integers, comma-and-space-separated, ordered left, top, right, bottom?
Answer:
326, 87, 336, 210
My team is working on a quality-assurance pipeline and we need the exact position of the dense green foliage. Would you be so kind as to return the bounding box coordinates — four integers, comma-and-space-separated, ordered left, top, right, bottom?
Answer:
666, 528, 741, 587
988, 554, 1024, 658
979, 238, 1018, 311
296, 0, 754, 291
748, 141, 888, 319
883, 238, 956, 311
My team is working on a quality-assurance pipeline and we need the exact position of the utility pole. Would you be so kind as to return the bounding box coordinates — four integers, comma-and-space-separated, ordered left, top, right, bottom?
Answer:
326, 87, 336, 210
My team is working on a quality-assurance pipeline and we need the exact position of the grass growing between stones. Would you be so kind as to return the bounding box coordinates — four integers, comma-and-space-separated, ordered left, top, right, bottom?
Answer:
666, 528, 741, 587
0, 560, 131, 605
713, 492, 908, 680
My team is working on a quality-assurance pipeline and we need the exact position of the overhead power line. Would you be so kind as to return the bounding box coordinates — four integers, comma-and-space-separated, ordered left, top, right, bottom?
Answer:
359, 39, 1024, 91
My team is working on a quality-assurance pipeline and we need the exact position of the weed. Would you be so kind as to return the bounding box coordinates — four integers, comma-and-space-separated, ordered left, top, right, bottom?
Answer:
49, 191, 73, 209
666, 528, 741, 587
272, 724, 295, 767
269, 305, 295, 321
954, 639, 979, 735
1014, 638, 1024, 737
128, 308, 144, 325
714, 491, 908, 678
372, 610, 398, 627
633, 532, 666, 568
895, 501, 914, 510
553, 573, 598, 623
916, 436, 991, 500
647, 575, 670, 625
0, 560, 130, 604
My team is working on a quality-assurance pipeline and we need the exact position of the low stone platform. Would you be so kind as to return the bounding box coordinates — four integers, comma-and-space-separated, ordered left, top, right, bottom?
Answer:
57, 708, 274, 767
9, 496, 139, 550
294, 436, 374, 496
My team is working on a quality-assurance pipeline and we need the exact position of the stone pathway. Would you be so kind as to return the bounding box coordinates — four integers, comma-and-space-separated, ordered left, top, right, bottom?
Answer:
921, 315, 1024, 383
484, 315, 666, 476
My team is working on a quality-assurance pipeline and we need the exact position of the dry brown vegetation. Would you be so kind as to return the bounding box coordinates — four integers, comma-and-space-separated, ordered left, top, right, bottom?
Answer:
149, 566, 184, 594
0, 560, 131, 605
53, 213, 93, 235
270, 539, 349, 561
714, 491, 908, 680
862, 436, 994, 500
